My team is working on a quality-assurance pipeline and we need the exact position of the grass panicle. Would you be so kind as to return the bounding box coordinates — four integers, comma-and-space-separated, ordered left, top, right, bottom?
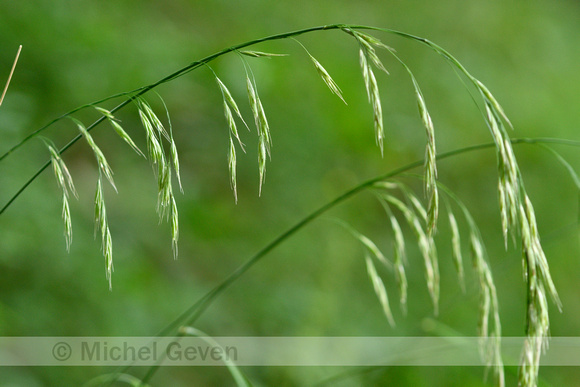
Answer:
2, 25, 569, 386
433, 52, 560, 384
474, 81, 557, 386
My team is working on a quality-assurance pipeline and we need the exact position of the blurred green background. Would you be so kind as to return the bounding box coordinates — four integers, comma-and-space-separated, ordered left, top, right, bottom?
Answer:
1, 0, 579, 385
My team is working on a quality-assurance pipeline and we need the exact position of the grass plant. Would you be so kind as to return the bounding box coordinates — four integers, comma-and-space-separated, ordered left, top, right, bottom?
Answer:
1, 24, 577, 386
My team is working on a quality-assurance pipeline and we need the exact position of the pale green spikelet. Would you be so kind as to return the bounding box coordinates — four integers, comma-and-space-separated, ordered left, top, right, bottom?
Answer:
139, 98, 170, 141
169, 138, 182, 193
171, 196, 179, 259
95, 106, 145, 157
95, 177, 114, 289
343, 28, 390, 155
365, 254, 395, 327
246, 71, 272, 194
469, 228, 504, 386
45, 143, 77, 251
335, 218, 392, 270
346, 29, 391, 74
359, 49, 384, 155
138, 105, 164, 165
383, 194, 439, 314
46, 143, 77, 199
156, 94, 183, 193
412, 78, 438, 235
379, 198, 408, 311
258, 136, 267, 196
350, 35, 386, 156
475, 79, 512, 128
72, 117, 117, 192
61, 192, 72, 251
448, 210, 465, 291
240, 50, 288, 58
228, 135, 238, 203
357, 232, 390, 268
257, 97, 271, 154
293, 39, 347, 104
157, 162, 173, 220
518, 194, 561, 387
309, 54, 347, 104
215, 76, 248, 149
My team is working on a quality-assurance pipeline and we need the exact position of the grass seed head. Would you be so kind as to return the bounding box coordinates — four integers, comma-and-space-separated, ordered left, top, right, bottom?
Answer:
73, 118, 117, 192
96, 107, 145, 158
94, 177, 114, 289
365, 254, 395, 327
171, 196, 179, 259
308, 54, 347, 104
448, 210, 465, 290
228, 136, 238, 203
61, 192, 73, 251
